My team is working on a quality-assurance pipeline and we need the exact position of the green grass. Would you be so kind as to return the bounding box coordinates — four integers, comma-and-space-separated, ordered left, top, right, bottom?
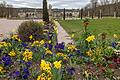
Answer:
59, 18, 120, 41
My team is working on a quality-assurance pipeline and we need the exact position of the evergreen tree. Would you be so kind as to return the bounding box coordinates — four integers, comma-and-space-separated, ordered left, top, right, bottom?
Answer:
43, 0, 49, 22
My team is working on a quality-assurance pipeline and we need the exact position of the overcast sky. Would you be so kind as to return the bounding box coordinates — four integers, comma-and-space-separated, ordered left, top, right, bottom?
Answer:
0, 0, 90, 9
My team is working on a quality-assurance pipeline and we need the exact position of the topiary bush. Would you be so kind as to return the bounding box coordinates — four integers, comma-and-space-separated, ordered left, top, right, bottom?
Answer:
18, 21, 44, 42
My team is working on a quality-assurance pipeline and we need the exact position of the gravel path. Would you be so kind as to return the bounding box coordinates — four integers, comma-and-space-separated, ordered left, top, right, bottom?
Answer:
57, 22, 74, 44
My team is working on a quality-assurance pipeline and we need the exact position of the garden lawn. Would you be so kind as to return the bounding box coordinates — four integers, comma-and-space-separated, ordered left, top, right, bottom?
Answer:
59, 18, 120, 41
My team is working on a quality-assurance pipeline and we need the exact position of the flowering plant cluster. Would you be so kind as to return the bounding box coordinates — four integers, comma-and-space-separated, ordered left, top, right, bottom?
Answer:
0, 20, 120, 80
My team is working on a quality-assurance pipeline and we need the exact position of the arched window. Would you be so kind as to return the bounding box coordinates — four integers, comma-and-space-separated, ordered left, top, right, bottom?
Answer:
26, 13, 28, 17
32, 13, 34, 16
70, 13, 72, 17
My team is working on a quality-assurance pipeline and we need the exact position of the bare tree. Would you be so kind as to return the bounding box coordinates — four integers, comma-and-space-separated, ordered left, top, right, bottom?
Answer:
98, 0, 110, 17
0, 1, 7, 17
111, 0, 120, 3
6, 4, 13, 18
0, 1, 13, 18
84, 3, 92, 17
99, 0, 111, 5
90, 0, 98, 19
99, 0, 120, 5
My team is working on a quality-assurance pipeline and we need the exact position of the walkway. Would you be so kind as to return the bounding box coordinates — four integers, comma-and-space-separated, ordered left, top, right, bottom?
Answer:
57, 22, 74, 44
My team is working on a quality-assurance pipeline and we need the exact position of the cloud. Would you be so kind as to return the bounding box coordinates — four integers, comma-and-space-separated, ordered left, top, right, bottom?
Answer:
0, 0, 90, 9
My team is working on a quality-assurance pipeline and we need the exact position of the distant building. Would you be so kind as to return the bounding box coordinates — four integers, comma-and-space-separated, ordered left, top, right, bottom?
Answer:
5, 8, 80, 19
9, 8, 43, 19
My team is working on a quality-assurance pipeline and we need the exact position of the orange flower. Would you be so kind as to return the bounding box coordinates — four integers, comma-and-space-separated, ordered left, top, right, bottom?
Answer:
84, 22, 89, 27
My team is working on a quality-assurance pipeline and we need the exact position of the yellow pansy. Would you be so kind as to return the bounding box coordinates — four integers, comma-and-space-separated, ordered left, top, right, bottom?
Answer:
48, 77, 52, 80
40, 40, 45, 45
86, 35, 95, 42
12, 34, 21, 42
32, 41, 41, 46
53, 61, 62, 69
0, 66, 3, 73
9, 51, 16, 57
0, 42, 7, 47
37, 73, 52, 80
67, 44, 76, 52
29, 35, 33, 40
23, 49, 33, 62
56, 53, 68, 60
63, 54, 68, 60
0, 66, 5, 73
45, 49, 52, 55
56, 53, 64, 57
32, 40, 45, 46
86, 50, 92, 57
40, 60, 51, 72
37, 75, 46, 80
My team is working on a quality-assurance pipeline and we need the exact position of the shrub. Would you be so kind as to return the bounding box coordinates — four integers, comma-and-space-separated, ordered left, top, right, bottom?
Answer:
18, 21, 44, 42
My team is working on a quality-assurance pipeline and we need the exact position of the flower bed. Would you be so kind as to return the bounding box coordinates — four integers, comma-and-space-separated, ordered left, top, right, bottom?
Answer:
0, 20, 120, 80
